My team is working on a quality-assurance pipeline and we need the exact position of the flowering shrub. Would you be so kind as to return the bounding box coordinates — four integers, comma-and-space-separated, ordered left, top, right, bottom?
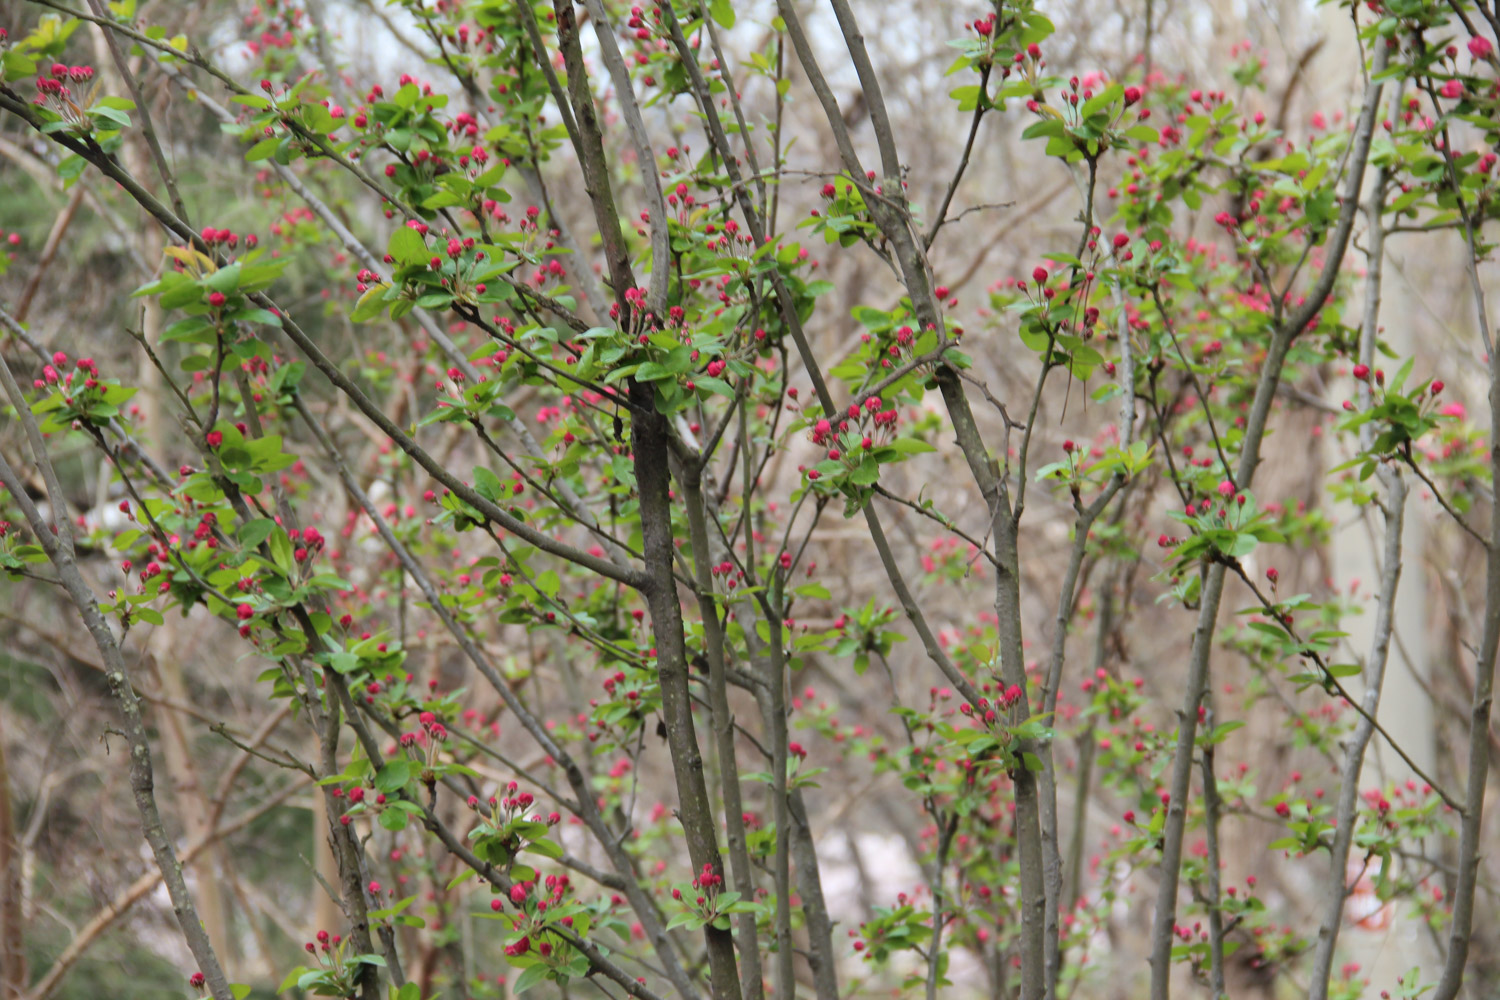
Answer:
0, 2, 1497, 1000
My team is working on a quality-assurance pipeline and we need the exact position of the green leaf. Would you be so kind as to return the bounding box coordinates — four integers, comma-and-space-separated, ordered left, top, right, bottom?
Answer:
245, 136, 281, 161
204, 263, 242, 293
267, 526, 296, 575
239, 518, 276, 550
709, 0, 735, 28
849, 456, 879, 485
1207, 720, 1245, 744
161, 316, 214, 344
374, 759, 412, 793
474, 466, 505, 503
415, 292, 454, 310
238, 307, 283, 328
388, 227, 428, 268
695, 375, 734, 398
277, 966, 312, 993
351, 283, 392, 323
393, 83, 421, 109
231, 985, 252, 1000
522, 836, 564, 860
1022, 118, 1065, 141
1079, 83, 1123, 119
90, 105, 133, 129
666, 910, 704, 931
514, 963, 551, 994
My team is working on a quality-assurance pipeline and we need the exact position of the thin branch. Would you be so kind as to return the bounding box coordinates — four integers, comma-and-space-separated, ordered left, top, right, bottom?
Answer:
0, 426, 234, 1000
924, 65, 991, 248
1148, 41, 1389, 998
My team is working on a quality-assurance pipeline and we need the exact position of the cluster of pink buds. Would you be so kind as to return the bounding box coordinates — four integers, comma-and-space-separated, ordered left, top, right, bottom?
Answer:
529, 257, 566, 288
811, 396, 901, 455
1027, 266, 1057, 301
188, 972, 206, 992
692, 863, 724, 893
625, 3, 664, 56
185, 511, 219, 551
708, 559, 745, 591
305, 929, 343, 955
415, 710, 447, 743
959, 684, 1024, 725
468, 780, 538, 817
1059, 75, 1113, 109
199, 226, 249, 249
1361, 787, 1395, 829
409, 148, 447, 174
33, 75, 71, 100
666, 180, 697, 212
288, 525, 323, 560
32, 352, 98, 392
31, 66, 96, 127
507, 871, 569, 916
619, 285, 649, 318
37, 61, 92, 89
702, 217, 752, 254
863, 322, 918, 363
542, 872, 571, 901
